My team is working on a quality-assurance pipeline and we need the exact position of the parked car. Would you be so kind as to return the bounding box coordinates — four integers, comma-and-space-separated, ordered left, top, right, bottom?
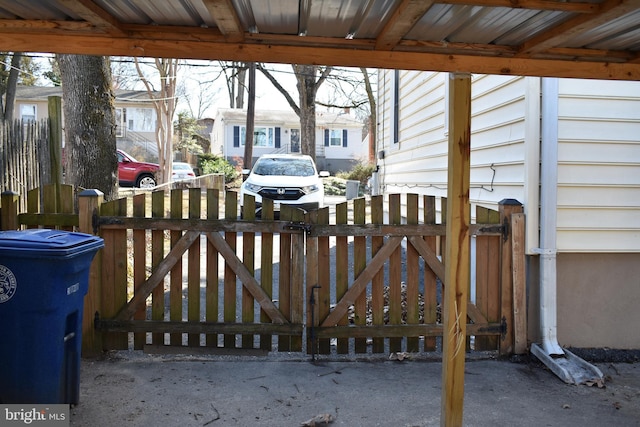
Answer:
117, 149, 159, 188
171, 162, 196, 182
240, 154, 328, 217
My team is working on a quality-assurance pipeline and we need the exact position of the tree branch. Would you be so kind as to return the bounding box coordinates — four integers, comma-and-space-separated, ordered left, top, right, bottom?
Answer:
257, 63, 300, 115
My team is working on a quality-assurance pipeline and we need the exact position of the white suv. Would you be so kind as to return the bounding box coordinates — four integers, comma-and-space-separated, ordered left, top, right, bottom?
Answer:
240, 154, 328, 217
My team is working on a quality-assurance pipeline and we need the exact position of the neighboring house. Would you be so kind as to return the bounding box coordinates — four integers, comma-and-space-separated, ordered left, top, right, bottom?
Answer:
14, 85, 160, 163
211, 108, 367, 173
376, 71, 640, 349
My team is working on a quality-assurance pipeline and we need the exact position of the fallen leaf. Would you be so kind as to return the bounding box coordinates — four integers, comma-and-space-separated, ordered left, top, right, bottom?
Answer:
300, 413, 335, 427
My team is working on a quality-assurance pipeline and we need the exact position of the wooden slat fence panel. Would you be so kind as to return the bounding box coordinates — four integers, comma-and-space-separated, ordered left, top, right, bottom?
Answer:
475, 205, 501, 351
2, 186, 523, 358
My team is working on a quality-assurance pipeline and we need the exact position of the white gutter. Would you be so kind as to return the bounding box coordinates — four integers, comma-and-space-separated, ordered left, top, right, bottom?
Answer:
531, 78, 604, 386
537, 77, 564, 356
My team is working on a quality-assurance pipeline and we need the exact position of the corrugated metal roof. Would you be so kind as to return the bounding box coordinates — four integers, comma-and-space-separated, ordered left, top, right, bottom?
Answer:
0, 0, 638, 80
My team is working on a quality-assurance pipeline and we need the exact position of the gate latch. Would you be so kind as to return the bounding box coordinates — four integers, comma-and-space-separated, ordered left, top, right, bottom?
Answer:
286, 221, 311, 233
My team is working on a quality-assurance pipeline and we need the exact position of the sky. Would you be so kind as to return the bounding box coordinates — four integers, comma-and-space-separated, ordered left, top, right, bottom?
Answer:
28, 54, 371, 120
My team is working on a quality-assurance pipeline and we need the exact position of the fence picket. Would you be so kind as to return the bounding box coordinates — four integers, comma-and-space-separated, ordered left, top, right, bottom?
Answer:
354, 198, 367, 353
278, 205, 293, 352
224, 191, 238, 348
335, 202, 349, 354
151, 191, 165, 346
170, 189, 183, 346
188, 188, 202, 347
406, 194, 420, 352
241, 194, 256, 349
423, 195, 438, 351
205, 189, 220, 347
259, 198, 275, 350
388, 194, 402, 352
370, 195, 385, 353
317, 207, 331, 354
133, 194, 146, 349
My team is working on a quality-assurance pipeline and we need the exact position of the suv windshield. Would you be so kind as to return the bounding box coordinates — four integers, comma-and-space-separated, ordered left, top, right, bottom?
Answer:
254, 158, 315, 177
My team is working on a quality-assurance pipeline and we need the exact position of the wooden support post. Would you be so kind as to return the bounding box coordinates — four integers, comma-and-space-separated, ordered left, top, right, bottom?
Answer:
0, 191, 19, 231
499, 199, 525, 355
441, 73, 471, 427
78, 189, 104, 357
511, 212, 527, 354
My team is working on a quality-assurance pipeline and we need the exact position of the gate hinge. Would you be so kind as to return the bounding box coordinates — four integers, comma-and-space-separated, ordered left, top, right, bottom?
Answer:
479, 219, 509, 242
286, 221, 311, 233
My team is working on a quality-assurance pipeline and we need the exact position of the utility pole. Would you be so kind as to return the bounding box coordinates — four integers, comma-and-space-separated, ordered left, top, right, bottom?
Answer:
243, 62, 256, 172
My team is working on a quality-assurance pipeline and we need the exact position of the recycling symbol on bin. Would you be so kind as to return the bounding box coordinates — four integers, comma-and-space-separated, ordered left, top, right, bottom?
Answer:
0, 265, 17, 303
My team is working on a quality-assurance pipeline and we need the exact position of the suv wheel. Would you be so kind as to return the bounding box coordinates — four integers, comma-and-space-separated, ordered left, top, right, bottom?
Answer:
136, 174, 156, 188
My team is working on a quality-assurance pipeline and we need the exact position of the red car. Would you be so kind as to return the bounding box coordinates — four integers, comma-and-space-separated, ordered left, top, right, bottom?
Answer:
117, 149, 159, 188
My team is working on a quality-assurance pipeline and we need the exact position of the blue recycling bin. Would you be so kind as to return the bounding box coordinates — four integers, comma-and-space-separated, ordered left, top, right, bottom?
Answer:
0, 229, 104, 405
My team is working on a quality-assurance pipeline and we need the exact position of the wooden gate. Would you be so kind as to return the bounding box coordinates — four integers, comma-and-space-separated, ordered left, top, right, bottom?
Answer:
0, 186, 525, 358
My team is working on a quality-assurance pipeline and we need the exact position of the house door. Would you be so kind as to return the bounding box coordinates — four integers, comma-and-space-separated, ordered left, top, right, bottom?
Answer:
290, 129, 300, 152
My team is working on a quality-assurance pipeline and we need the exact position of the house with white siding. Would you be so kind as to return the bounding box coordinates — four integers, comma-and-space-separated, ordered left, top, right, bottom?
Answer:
14, 85, 160, 162
376, 71, 640, 350
211, 108, 367, 173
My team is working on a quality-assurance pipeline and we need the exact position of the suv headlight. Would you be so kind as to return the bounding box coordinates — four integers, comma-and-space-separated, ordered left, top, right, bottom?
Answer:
244, 182, 262, 193
301, 184, 320, 194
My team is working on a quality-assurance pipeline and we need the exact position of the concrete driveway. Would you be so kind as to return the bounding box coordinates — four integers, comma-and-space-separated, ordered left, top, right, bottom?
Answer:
70, 351, 640, 427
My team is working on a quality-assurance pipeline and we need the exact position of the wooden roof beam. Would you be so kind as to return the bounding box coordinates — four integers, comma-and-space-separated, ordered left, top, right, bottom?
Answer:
202, 0, 244, 41
375, 0, 435, 50
517, 0, 640, 57
439, 0, 599, 13
56, 0, 126, 36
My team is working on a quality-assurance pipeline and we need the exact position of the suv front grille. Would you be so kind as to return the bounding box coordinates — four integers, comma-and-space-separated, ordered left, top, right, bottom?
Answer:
259, 188, 304, 201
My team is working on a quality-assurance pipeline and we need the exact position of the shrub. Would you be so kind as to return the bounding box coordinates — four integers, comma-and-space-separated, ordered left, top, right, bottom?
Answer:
198, 154, 238, 183
336, 161, 376, 185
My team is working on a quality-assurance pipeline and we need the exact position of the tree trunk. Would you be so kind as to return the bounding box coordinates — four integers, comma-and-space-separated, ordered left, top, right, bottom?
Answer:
235, 64, 247, 109
58, 54, 118, 201
3, 53, 22, 122
296, 65, 319, 161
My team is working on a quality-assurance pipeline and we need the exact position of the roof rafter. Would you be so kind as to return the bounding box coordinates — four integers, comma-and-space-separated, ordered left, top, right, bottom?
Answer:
201, 0, 244, 41
56, 0, 126, 36
517, 0, 640, 56
375, 0, 435, 50
439, 0, 600, 13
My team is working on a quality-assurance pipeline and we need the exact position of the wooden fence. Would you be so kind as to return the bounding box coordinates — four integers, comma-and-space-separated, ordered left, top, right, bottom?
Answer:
0, 185, 526, 358
0, 119, 51, 214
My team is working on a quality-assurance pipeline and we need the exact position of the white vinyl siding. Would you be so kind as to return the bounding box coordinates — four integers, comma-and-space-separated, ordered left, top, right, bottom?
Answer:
555, 79, 640, 252
378, 73, 640, 253
378, 71, 527, 205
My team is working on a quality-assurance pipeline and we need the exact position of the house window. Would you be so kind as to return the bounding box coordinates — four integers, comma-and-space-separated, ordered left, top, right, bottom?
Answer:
324, 129, 349, 147
235, 126, 281, 148
20, 104, 36, 122
127, 108, 155, 132
115, 108, 124, 137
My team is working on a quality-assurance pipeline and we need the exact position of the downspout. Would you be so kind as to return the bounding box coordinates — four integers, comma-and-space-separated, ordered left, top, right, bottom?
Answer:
538, 77, 563, 356
530, 78, 604, 386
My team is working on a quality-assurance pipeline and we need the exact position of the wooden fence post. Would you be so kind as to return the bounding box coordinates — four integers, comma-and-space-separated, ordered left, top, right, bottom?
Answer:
0, 190, 19, 231
78, 189, 104, 357
499, 199, 523, 356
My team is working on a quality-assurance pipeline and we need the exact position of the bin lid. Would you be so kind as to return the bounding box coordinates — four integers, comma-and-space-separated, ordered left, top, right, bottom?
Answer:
0, 229, 104, 257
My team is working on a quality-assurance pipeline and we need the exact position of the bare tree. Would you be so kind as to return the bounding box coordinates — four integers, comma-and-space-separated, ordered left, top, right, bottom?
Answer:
258, 64, 332, 161
1, 52, 39, 121
221, 61, 248, 108
58, 54, 118, 200
134, 57, 180, 184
